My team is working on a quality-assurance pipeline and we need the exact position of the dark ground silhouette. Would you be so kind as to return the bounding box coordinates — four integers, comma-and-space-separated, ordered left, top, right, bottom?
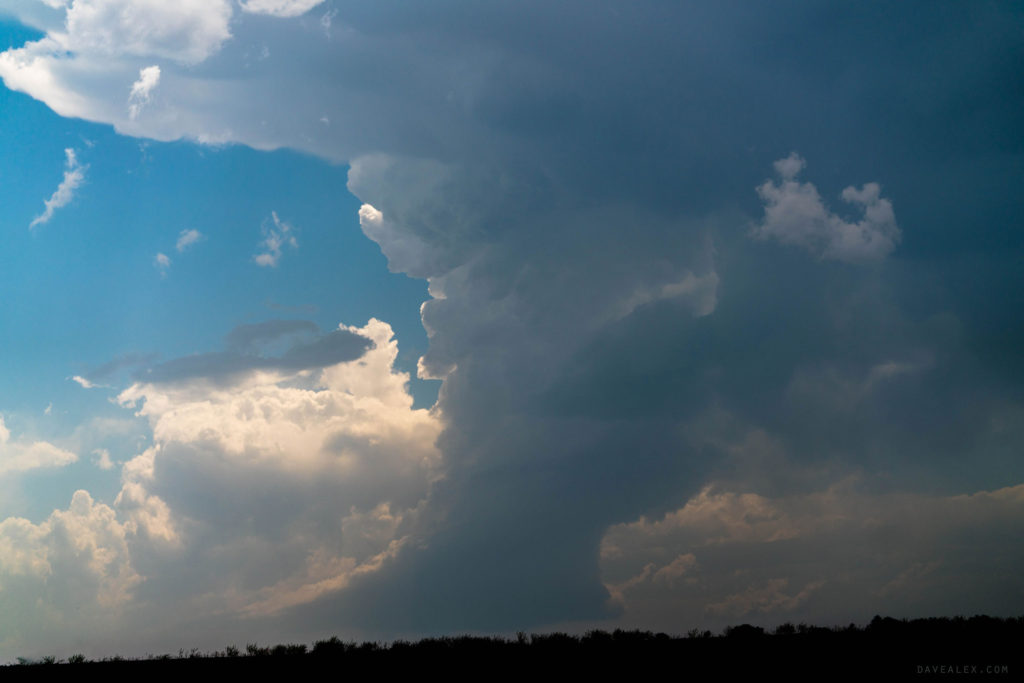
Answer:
6, 616, 1020, 678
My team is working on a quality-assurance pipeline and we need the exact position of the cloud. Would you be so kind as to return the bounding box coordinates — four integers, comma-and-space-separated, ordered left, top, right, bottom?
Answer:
0, 318, 440, 656
63, 0, 232, 65
112, 319, 440, 626
357, 203, 434, 279
71, 375, 97, 389
0, 0, 1021, 645
127, 64, 159, 119
239, 0, 325, 18
29, 148, 86, 230
786, 355, 932, 414
320, 8, 338, 37
705, 579, 825, 618
0, 490, 139, 654
330, 157, 725, 631
78, 351, 160, 386
0, 415, 77, 475
224, 319, 319, 353
133, 323, 372, 387
154, 252, 171, 275
174, 228, 202, 252
92, 448, 114, 470
753, 153, 901, 264
601, 480, 1024, 629
254, 211, 297, 267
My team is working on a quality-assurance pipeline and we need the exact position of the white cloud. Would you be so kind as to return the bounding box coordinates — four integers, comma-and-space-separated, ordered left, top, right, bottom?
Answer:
239, 0, 325, 18
154, 252, 171, 275
0, 415, 77, 475
753, 152, 901, 263
254, 211, 297, 267
63, 0, 232, 65
0, 318, 441, 655
358, 203, 433, 278
109, 318, 441, 618
175, 228, 202, 252
0, 1, 240, 147
71, 375, 96, 389
29, 148, 86, 230
127, 64, 160, 120
0, 490, 139, 655
92, 448, 114, 470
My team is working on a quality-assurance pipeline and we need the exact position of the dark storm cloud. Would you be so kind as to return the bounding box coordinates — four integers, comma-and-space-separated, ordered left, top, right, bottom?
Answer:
290, 1, 1024, 634
4, 0, 1021, 641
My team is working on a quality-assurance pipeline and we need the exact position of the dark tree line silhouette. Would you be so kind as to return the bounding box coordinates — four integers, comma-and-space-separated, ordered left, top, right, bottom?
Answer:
6, 615, 1020, 677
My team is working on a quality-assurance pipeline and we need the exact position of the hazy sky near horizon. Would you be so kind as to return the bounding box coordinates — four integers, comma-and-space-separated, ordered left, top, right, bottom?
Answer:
0, 0, 1022, 659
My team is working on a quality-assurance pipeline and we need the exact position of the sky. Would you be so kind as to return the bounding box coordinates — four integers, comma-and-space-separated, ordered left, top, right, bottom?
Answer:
0, 0, 1021, 660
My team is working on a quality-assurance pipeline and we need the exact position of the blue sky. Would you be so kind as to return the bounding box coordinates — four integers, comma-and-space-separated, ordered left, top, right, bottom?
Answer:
0, 0, 1021, 660
0, 25, 435, 528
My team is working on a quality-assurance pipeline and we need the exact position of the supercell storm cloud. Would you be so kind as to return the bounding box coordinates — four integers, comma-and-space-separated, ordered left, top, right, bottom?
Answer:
0, 0, 1021, 658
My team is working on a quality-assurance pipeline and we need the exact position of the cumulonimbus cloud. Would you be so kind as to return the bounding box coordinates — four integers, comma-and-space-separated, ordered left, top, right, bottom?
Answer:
0, 0, 1020, 650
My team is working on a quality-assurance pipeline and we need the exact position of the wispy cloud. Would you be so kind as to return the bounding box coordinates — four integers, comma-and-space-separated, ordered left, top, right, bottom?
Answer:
320, 7, 339, 37
254, 211, 297, 267
92, 448, 115, 471
71, 375, 98, 389
175, 228, 203, 252
30, 148, 86, 230
154, 252, 171, 276
0, 415, 77, 475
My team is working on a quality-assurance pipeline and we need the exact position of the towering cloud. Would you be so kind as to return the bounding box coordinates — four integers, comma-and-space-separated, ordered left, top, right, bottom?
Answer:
1, 319, 441, 656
